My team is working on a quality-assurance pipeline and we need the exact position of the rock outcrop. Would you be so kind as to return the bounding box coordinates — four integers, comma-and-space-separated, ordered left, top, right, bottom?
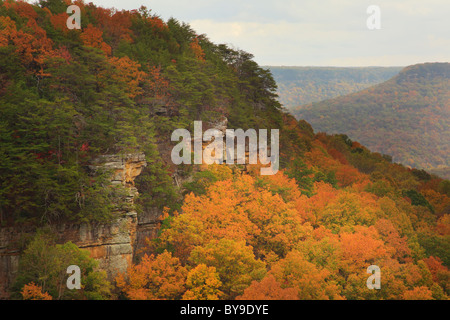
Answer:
0, 118, 235, 298
0, 153, 148, 299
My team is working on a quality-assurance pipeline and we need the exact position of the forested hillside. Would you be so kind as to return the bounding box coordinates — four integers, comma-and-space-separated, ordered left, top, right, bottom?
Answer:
294, 63, 450, 179
0, 0, 282, 225
0, 1, 449, 300
268, 66, 402, 110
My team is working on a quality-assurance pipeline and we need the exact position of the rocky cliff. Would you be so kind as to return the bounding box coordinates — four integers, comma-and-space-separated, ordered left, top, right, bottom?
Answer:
0, 118, 232, 299
0, 153, 151, 299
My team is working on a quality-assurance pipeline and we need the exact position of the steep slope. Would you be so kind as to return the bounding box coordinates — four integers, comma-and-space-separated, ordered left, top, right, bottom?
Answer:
268, 66, 402, 110
0, 1, 449, 301
0, 0, 282, 226
293, 63, 450, 179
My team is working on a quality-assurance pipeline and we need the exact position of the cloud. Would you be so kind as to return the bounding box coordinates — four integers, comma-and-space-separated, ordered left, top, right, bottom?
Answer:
89, 0, 450, 66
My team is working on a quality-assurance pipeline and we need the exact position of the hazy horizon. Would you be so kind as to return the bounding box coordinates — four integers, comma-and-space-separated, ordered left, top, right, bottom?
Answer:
88, 0, 450, 67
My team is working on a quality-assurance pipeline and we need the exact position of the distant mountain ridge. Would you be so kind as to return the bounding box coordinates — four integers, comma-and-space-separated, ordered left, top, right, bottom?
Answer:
293, 62, 450, 179
267, 66, 403, 110
1, 1, 449, 301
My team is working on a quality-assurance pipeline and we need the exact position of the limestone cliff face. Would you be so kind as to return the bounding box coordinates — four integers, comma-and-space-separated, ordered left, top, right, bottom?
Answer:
90, 153, 147, 188
0, 229, 20, 299
0, 153, 149, 299
0, 118, 233, 299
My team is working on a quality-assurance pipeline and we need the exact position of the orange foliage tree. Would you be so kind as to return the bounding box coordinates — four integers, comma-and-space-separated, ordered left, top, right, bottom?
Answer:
423, 256, 450, 294
90, 7, 133, 46
270, 250, 343, 300
108, 56, 146, 98
0, 16, 16, 47
339, 226, 388, 273
80, 24, 112, 55
402, 286, 433, 300
116, 251, 187, 300
159, 173, 311, 261
145, 65, 171, 99
21, 282, 52, 300
0, 15, 54, 76
6, 0, 37, 20
50, 12, 69, 34
236, 274, 298, 300
190, 37, 205, 61
375, 219, 412, 263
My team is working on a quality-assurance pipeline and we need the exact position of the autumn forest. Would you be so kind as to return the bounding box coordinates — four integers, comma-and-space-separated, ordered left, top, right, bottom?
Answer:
0, 0, 449, 301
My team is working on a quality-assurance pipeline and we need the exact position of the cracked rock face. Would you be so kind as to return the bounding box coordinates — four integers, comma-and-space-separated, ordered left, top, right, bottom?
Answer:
0, 153, 149, 298
1, 119, 233, 298
89, 152, 147, 187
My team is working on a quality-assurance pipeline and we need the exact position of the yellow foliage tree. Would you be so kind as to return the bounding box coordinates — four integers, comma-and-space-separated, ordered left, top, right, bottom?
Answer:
182, 264, 223, 300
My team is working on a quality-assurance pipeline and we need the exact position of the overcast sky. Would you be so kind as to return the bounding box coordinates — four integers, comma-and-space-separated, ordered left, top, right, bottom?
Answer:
89, 0, 449, 67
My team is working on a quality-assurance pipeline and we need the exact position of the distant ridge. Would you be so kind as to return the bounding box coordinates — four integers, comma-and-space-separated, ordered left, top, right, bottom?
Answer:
267, 66, 403, 110
293, 62, 450, 179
